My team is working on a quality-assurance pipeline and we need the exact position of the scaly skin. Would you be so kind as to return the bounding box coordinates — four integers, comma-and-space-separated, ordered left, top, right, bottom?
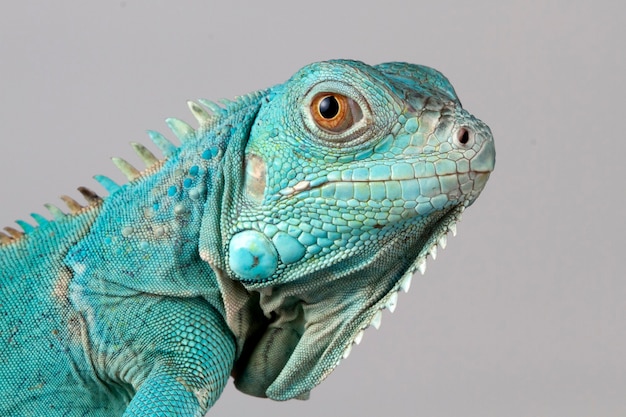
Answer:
0, 60, 495, 416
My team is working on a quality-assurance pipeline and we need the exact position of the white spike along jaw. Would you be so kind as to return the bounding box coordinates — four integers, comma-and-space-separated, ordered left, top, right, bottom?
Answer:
370, 310, 383, 330
385, 291, 399, 313
399, 273, 413, 293
417, 257, 427, 275
353, 329, 365, 345
342, 343, 353, 360
448, 205, 464, 236
340, 301, 386, 362
429, 244, 438, 260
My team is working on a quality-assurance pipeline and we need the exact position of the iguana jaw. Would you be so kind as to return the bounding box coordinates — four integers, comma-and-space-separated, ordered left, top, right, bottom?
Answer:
233, 203, 467, 401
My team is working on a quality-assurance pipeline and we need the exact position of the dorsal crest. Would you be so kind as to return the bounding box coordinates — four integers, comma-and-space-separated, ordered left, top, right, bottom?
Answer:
0, 92, 265, 246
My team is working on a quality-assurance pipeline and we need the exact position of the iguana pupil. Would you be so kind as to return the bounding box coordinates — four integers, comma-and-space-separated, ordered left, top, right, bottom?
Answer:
319, 95, 339, 119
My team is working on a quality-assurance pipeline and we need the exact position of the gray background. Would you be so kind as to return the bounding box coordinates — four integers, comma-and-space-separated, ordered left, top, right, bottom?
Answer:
0, 1, 624, 416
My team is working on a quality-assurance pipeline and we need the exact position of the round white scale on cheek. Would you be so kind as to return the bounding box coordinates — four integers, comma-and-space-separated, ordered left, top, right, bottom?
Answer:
228, 230, 307, 281
228, 230, 279, 281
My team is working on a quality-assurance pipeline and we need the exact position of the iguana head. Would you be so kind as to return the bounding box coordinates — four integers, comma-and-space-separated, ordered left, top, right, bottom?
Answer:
200, 60, 495, 400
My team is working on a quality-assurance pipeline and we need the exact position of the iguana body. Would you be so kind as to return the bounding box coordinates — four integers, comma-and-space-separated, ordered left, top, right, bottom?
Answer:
0, 60, 495, 416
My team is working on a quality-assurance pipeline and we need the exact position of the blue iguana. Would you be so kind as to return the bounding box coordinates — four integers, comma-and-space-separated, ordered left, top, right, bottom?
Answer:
0, 60, 495, 416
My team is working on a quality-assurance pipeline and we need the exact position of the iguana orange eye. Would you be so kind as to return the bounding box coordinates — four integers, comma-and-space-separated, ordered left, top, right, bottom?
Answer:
310, 93, 362, 133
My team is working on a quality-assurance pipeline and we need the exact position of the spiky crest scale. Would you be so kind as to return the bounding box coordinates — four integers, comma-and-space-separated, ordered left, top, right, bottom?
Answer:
165, 117, 195, 142
30, 213, 49, 226
15, 220, 35, 233
77, 187, 102, 204
3, 227, 23, 239
130, 142, 159, 167
93, 175, 121, 194
197, 99, 226, 115
111, 157, 141, 181
146, 129, 177, 157
187, 100, 213, 125
0, 232, 11, 244
60, 195, 84, 213
44, 203, 66, 220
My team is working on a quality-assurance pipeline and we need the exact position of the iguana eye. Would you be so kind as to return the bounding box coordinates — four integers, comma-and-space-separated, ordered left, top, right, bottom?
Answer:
310, 93, 363, 133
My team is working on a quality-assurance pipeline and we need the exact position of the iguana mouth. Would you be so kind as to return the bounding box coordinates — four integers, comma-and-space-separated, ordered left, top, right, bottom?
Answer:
278, 173, 456, 198
276, 137, 495, 202
277, 172, 485, 208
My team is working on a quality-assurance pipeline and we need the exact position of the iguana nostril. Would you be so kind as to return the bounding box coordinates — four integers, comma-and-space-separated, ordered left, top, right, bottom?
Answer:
457, 127, 470, 145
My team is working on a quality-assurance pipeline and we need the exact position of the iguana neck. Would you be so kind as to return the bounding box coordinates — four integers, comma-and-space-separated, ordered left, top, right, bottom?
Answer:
63, 93, 266, 320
